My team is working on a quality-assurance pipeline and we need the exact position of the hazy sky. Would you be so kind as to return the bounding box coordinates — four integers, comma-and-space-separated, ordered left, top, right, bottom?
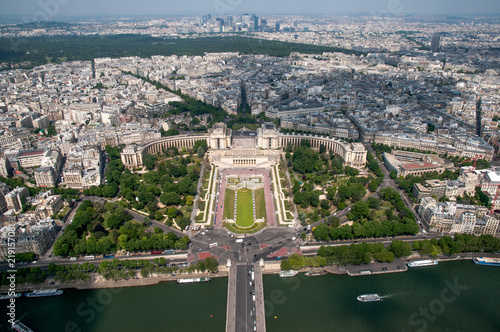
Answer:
1, 0, 500, 19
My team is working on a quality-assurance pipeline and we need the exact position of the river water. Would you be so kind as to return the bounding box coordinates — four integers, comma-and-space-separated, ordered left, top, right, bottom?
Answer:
1, 260, 499, 332
264, 260, 500, 332
0, 277, 228, 332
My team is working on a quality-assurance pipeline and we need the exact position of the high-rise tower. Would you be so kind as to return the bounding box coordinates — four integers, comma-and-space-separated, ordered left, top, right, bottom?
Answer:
476, 98, 482, 137
431, 34, 440, 53
252, 14, 259, 30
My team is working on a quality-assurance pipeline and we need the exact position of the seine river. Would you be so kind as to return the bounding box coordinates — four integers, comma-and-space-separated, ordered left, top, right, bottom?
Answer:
1, 260, 499, 332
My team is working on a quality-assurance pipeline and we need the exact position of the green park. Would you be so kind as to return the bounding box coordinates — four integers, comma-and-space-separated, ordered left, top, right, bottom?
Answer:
236, 189, 254, 228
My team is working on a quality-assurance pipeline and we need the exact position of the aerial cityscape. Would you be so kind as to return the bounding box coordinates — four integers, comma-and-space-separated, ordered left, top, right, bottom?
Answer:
0, 0, 500, 331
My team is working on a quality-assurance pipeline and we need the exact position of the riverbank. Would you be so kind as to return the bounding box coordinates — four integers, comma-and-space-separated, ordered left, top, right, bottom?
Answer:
0, 254, 483, 294
4, 260, 498, 332
0, 271, 229, 293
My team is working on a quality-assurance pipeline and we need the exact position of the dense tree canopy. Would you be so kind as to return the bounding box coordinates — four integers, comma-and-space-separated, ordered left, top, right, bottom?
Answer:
53, 201, 189, 257
292, 146, 320, 174
314, 187, 418, 241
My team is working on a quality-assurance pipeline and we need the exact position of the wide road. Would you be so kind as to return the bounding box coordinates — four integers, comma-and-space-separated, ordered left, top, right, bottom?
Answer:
235, 264, 256, 332
0, 253, 189, 273
40, 201, 81, 261
299, 233, 443, 255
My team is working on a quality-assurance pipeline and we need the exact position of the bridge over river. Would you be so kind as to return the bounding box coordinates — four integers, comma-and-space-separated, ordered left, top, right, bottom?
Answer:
226, 262, 266, 332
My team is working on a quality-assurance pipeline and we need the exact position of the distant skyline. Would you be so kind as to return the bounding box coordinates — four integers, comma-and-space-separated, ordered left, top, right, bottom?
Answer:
1, 0, 500, 22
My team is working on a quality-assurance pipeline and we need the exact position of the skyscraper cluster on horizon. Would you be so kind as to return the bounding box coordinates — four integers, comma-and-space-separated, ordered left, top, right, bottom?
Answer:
199, 13, 280, 32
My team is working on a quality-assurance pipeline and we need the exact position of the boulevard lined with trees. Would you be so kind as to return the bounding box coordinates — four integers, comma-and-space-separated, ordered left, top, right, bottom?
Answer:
0, 257, 219, 285
281, 233, 500, 270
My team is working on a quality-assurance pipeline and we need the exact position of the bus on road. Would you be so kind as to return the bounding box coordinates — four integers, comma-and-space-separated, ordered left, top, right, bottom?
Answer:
209, 243, 218, 248
84, 256, 95, 260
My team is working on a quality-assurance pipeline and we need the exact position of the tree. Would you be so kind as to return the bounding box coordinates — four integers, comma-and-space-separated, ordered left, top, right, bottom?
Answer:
344, 166, 359, 176
142, 171, 159, 185
53, 240, 70, 257
155, 211, 164, 221
475, 187, 490, 208
106, 214, 124, 229
389, 240, 412, 258
205, 257, 218, 273
292, 146, 320, 174
373, 249, 394, 263
105, 145, 122, 160
197, 147, 206, 158
326, 187, 336, 201
47, 263, 57, 274
176, 217, 191, 230
46, 125, 57, 137
162, 129, 180, 137
176, 235, 190, 249
310, 192, 320, 207
102, 183, 119, 197
280, 259, 291, 270
368, 179, 381, 192
167, 207, 178, 219
367, 197, 381, 209
160, 192, 182, 206
313, 223, 331, 241
327, 216, 340, 227
287, 253, 305, 269
143, 154, 157, 170
154, 226, 163, 234
337, 185, 352, 200
351, 200, 370, 219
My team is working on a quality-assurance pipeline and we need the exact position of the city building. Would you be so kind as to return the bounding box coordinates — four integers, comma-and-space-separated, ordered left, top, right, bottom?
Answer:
0, 184, 10, 214
431, 34, 440, 53
121, 123, 368, 169
32, 115, 50, 129
418, 197, 497, 235
16, 150, 45, 168
34, 192, 63, 221
374, 133, 494, 161
413, 178, 469, 201
0, 220, 57, 261
5, 186, 29, 213
0, 158, 13, 178
34, 166, 57, 188
383, 150, 449, 177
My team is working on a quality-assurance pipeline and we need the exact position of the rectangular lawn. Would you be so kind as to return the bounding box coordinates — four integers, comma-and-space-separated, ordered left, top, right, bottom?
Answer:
223, 188, 235, 220
236, 189, 254, 227
255, 188, 266, 221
